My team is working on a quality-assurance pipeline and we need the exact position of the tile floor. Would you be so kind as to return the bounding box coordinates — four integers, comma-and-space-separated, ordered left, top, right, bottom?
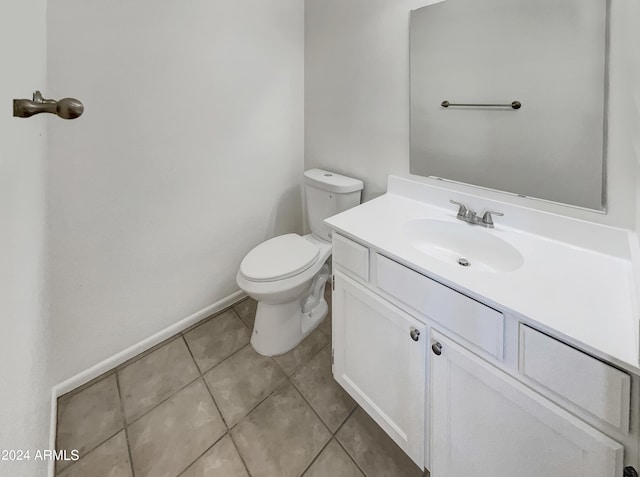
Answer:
56, 286, 426, 477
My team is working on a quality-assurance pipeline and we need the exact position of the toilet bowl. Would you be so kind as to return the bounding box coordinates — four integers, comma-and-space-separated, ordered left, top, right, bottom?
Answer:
236, 169, 363, 356
237, 234, 332, 356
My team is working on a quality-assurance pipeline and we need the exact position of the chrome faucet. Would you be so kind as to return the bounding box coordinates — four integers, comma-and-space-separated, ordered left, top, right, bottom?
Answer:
449, 200, 503, 228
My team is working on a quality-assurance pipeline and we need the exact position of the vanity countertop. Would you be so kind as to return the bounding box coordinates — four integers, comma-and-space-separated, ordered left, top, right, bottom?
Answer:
325, 175, 640, 374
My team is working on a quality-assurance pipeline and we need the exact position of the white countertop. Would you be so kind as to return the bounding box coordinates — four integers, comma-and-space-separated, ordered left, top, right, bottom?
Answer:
326, 176, 640, 373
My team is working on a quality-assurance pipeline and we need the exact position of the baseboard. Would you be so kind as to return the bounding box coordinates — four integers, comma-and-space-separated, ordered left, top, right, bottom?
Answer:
48, 387, 58, 477
48, 290, 246, 475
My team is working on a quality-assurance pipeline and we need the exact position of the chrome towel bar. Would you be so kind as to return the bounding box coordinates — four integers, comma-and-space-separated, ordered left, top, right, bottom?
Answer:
441, 100, 522, 110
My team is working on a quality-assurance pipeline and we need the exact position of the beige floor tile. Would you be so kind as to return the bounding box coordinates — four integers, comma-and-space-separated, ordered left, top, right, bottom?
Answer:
184, 310, 251, 373
203, 345, 286, 427
303, 439, 363, 477
180, 435, 249, 477
118, 338, 200, 423
56, 374, 124, 472
128, 379, 226, 477
337, 407, 424, 477
273, 328, 329, 376
231, 383, 331, 477
116, 336, 178, 371
58, 370, 116, 402
233, 298, 257, 330
58, 431, 132, 477
291, 346, 356, 432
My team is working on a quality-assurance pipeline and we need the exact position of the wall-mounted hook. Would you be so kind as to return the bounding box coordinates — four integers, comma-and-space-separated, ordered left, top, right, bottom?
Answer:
13, 91, 84, 119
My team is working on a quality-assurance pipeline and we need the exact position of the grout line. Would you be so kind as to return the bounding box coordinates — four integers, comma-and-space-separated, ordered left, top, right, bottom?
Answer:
225, 377, 323, 477
179, 300, 245, 337
333, 405, 358, 436
57, 369, 116, 403
197, 340, 251, 377
181, 334, 206, 377
226, 379, 289, 433
54, 375, 130, 476
183, 334, 238, 435
124, 373, 203, 427
115, 371, 137, 477
334, 435, 368, 477
175, 432, 228, 477
288, 348, 334, 431
232, 299, 255, 331
271, 331, 331, 378
120, 332, 251, 430
55, 427, 125, 475
125, 373, 231, 477
283, 359, 335, 477
183, 333, 251, 381
297, 437, 333, 477
182, 320, 251, 376
332, 407, 369, 477
228, 432, 253, 477
237, 313, 254, 331
200, 374, 230, 430
115, 335, 181, 373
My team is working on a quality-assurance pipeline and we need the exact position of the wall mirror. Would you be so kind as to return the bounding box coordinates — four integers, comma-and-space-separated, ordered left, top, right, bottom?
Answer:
410, 0, 608, 211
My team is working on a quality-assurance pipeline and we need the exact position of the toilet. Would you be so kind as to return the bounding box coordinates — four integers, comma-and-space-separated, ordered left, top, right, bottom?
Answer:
236, 169, 363, 356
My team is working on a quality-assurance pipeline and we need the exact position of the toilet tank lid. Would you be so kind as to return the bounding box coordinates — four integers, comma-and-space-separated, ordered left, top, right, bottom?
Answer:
304, 169, 364, 193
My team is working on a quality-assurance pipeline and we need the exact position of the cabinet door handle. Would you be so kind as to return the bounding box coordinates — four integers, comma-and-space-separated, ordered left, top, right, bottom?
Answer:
410, 328, 421, 342
432, 342, 442, 356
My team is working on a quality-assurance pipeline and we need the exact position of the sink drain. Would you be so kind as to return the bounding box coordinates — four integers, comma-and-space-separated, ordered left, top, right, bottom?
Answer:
457, 258, 470, 267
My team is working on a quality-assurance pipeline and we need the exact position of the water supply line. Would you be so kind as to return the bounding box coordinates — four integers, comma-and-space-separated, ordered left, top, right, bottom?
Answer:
302, 264, 331, 314
300, 264, 331, 336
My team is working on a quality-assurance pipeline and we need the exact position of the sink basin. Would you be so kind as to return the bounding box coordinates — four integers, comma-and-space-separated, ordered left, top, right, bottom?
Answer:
402, 219, 524, 272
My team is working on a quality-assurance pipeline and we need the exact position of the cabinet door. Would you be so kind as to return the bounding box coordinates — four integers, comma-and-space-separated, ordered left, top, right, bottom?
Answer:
430, 330, 623, 477
333, 271, 426, 466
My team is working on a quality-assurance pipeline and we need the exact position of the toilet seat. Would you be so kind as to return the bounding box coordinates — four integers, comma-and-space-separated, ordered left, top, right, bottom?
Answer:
239, 234, 320, 282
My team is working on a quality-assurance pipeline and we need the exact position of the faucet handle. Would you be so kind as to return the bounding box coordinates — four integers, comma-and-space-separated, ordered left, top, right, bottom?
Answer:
449, 200, 468, 219
481, 210, 504, 228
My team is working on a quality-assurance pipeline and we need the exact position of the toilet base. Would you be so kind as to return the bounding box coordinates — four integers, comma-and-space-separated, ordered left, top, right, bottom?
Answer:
250, 298, 328, 357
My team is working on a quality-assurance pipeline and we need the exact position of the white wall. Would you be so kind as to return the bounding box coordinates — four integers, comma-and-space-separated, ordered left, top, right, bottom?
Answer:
305, 0, 636, 229
0, 1, 51, 476
47, 0, 304, 383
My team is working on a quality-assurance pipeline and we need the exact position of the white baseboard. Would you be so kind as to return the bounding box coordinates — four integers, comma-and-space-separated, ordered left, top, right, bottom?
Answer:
48, 387, 58, 477
47, 290, 246, 475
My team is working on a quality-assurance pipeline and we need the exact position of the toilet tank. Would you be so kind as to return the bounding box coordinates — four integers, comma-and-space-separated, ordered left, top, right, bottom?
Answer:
304, 169, 364, 241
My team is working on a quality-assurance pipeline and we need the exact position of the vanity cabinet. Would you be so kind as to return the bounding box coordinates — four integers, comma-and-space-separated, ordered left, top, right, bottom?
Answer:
332, 271, 426, 466
430, 330, 623, 477
330, 232, 634, 477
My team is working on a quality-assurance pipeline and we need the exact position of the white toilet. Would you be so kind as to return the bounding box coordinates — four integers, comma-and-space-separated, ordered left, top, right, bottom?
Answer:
236, 169, 363, 356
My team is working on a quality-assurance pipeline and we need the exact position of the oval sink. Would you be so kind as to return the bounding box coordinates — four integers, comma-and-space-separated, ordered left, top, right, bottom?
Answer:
403, 219, 523, 272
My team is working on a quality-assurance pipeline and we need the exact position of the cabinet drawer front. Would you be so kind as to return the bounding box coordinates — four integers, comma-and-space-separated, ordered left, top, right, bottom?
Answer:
333, 233, 369, 281
519, 325, 631, 433
376, 254, 503, 360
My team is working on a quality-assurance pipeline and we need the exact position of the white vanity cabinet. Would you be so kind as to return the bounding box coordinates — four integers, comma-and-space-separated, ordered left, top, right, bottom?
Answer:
330, 232, 634, 477
430, 330, 623, 477
332, 271, 426, 466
